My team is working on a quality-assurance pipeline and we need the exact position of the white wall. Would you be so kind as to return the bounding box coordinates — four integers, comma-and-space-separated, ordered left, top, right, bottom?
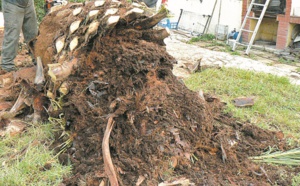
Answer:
167, 0, 242, 35
217, 0, 243, 33
291, 0, 300, 16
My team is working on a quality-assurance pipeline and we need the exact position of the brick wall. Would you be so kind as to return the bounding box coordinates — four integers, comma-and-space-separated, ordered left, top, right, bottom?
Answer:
241, 0, 250, 43
241, 0, 257, 43
242, 0, 300, 50
276, 0, 292, 49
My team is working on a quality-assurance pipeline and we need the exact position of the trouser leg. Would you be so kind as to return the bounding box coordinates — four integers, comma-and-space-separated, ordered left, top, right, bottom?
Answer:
1, 0, 24, 71
22, 0, 38, 43
23, 0, 38, 64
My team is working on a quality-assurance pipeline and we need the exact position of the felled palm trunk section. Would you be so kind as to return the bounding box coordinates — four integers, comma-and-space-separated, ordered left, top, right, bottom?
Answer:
133, 8, 168, 30
39, 1, 168, 89
0, 0, 169, 133
29, 1, 170, 185
142, 28, 170, 43
0, 1, 169, 183
34, 0, 169, 67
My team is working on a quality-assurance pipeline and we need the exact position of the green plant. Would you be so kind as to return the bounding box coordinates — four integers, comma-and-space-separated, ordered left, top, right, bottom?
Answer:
250, 147, 300, 165
34, 0, 47, 23
34, 0, 86, 23
200, 34, 215, 41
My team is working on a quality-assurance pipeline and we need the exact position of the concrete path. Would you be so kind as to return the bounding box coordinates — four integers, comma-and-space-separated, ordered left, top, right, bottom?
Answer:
166, 34, 300, 85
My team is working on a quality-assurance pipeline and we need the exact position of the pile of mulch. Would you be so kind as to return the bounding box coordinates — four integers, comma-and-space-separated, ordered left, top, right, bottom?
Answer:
0, 0, 297, 185
58, 33, 292, 186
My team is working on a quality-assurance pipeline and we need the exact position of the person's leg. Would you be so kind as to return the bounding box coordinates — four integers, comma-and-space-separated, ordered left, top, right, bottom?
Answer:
1, 0, 24, 71
22, 0, 38, 65
22, 0, 38, 43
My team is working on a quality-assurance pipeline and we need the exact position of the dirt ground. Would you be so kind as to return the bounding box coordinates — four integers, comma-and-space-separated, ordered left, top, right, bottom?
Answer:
0, 1, 299, 185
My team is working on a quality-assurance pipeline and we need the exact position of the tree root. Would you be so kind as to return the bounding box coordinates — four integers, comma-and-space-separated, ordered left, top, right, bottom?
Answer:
102, 116, 119, 186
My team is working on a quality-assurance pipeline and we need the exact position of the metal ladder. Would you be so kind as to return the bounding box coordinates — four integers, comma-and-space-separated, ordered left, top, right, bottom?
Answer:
232, 0, 271, 54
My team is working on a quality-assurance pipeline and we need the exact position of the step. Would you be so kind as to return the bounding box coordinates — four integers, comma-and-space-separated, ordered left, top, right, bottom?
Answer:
241, 29, 254, 33
246, 16, 260, 20
252, 3, 265, 6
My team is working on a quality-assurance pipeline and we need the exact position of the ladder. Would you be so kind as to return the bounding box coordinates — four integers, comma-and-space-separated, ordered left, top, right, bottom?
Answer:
232, 0, 271, 54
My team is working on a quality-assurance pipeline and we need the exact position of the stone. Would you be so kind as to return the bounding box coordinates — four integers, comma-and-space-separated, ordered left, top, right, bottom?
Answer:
290, 72, 300, 79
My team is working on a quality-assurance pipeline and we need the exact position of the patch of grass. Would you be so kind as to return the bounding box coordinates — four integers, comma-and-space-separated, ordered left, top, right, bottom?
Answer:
184, 67, 300, 139
296, 67, 300, 73
0, 123, 71, 185
221, 45, 241, 56
278, 57, 294, 65
248, 53, 258, 60
188, 34, 216, 43
229, 50, 240, 56
192, 38, 242, 56
292, 174, 300, 186
204, 40, 226, 47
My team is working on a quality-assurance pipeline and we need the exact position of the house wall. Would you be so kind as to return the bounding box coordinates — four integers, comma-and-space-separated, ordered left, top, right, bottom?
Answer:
167, 0, 243, 35
241, 0, 250, 43
218, 0, 243, 33
291, 0, 300, 16
276, 0, 298, 49
242, 0, 300, 49
249, 18, 278, 42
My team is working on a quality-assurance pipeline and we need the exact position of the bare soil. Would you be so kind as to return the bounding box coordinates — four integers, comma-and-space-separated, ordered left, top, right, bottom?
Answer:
0, 1, 298, 186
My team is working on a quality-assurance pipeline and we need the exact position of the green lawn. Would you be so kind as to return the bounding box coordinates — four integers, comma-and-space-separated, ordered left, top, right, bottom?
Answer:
0, 123, 71, 186
184, 67, 300, 140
